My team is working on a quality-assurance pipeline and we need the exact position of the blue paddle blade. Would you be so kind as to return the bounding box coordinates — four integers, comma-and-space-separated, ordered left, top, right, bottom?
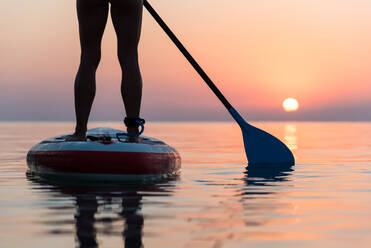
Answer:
229, 108, 295, 166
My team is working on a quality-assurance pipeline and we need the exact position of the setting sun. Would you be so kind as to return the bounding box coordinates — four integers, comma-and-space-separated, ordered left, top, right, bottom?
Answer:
283, 98, 299, 112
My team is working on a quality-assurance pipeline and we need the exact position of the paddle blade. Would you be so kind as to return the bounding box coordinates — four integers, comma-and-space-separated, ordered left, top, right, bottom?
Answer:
241, 124, 295, 165
229, 108, 295, 166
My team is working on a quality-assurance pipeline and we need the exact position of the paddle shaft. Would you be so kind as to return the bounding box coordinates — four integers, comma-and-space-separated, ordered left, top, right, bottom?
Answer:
143, 0, 233, 110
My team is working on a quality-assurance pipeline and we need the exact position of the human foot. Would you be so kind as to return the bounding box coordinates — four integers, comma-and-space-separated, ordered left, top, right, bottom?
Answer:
124, 117, 145, 143
126, 126, 141, 143
126, 136, 142, 143
65, 133, 87, 142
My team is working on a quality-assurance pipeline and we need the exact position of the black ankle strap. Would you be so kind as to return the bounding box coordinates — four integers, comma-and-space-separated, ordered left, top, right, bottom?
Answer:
124, 117, 146, 128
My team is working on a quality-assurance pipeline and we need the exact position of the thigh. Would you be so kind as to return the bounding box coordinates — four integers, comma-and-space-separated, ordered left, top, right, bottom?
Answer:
77, 0, 109, 49
110, 0, 143, 50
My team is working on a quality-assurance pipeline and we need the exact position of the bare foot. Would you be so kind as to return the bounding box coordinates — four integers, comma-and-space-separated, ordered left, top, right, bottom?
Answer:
125, 126, 142, 143
126, 136, 142, 143
65, 133, 87, 142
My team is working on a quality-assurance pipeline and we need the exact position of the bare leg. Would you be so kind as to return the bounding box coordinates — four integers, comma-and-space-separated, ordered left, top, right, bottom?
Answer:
110, 0, 143, 135
70, 0, 109, 140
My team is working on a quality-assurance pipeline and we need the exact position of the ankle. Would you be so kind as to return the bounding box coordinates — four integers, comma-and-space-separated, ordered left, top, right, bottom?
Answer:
75, 126, 87, 136
127, 126, 139, 134
124, 117, 145, 136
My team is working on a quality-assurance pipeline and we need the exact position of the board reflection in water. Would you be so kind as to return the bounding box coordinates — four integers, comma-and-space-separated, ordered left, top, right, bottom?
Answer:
26, 174, 178, 248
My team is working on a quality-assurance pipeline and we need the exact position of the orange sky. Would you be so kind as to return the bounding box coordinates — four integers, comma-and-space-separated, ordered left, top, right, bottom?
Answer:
1, 0, 371, 121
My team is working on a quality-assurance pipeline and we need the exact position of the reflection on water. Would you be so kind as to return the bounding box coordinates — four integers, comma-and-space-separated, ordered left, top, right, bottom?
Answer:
245, 163, 293, 186
25, 163, 294, 248
284, 124, 297, 150
26, 174, 178, 248
240, 164, 294, 229
1, 122, 371, 248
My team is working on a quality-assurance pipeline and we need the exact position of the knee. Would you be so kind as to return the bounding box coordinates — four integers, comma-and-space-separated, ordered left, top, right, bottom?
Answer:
118, 48, 138, 68
80, 49, 101, 71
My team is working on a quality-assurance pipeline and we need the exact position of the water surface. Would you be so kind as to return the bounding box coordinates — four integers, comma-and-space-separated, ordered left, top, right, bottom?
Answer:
1, 122, 370, 247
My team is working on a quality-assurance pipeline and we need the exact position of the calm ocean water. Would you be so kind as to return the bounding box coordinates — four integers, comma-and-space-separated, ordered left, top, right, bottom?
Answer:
0, 121, 370, 248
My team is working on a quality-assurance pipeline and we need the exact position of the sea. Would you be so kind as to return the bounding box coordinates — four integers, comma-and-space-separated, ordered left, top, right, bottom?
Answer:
0, 121, 370, 248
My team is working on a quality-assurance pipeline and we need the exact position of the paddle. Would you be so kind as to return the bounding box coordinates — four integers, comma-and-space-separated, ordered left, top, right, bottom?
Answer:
143, 0, 295, 166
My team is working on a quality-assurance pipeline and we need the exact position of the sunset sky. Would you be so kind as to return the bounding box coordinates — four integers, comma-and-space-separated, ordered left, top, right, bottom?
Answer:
1, 0, 371, 121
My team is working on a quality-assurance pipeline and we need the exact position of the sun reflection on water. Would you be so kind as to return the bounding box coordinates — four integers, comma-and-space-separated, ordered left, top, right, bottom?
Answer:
284, 124, 298, 150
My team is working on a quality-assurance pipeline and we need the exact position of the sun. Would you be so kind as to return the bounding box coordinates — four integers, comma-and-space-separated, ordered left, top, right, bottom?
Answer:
283, 98, 299, 112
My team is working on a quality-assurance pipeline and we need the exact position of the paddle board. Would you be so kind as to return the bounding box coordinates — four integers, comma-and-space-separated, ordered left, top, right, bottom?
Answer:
27, 127, 181, 181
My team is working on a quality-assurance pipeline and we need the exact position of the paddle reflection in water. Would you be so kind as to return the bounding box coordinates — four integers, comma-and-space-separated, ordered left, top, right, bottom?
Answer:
244, 163, 294, 186
241, 163, 294, 228
26, 174, 178, 248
